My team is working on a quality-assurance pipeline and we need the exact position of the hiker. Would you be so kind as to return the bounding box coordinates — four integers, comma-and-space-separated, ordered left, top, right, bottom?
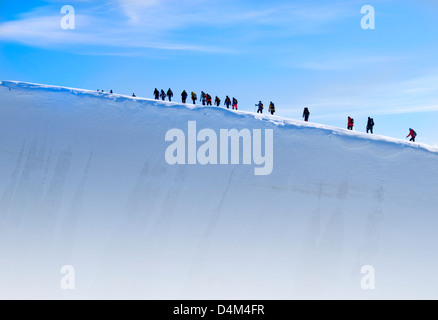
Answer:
303, 107, 310, 122
269, 102, 275, 115
232, 98, 238, 110
154, 88, 159, 100
366, 117, 375, 134
200, 91, 206, 105
347, 116, 354, 130
191, 92, 197, 104
256, 101, 264, 114
181, 90, 188, 103
206, 94, 212, 106
407, 128, 417, 142
132, 93, 136, 97
160, 89, 166, 101
224, 96, 231, 109
215, 96, 221, 107
167, 88, 173, 102
110, 90, 113, 94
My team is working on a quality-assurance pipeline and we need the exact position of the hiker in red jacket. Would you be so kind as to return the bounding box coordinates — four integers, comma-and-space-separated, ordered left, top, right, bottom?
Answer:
206, 94, 212, 106
407, 128, 417, 142
347, 116, 354, 130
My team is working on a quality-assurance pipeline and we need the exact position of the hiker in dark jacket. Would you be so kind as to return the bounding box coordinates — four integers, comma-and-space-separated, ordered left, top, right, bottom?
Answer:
181, 90, 188, 103
206, 94, 212, 106
154, 88, 159, 100
224, 96, 231, 109
232, 98, 238, 110
167, 88, 173, 101
303, 107, 310, 122
366, 117, 375, 134
269, 102, 275, 115
215, 96, 221, 107
160, 89, 166, 101
256, 101, 264, 114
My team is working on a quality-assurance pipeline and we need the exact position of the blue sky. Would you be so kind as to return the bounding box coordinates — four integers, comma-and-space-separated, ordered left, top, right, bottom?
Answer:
1, 0, 437, 145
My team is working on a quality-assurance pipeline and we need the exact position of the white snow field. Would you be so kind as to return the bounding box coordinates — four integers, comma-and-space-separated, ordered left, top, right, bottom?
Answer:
0, 80, 437, 299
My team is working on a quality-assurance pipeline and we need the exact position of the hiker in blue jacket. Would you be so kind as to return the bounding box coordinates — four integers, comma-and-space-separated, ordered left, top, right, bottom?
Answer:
256, 101, 264, 114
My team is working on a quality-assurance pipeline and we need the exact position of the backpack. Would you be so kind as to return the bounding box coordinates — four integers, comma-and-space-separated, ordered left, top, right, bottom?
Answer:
413, 130, 417, 137
351, 118, 354, 124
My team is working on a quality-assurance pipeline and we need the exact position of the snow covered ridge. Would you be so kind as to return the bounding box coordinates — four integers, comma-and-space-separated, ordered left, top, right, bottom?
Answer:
1, 79, 438, 299
1, 80, 437, 154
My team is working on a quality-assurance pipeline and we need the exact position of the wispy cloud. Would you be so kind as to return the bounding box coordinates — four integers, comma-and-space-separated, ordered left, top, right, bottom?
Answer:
288, 55, 406, 71
116, 0, 161, 23
0, 9, 227, 53
110, 0, 362, 34
0, 0, 365, 54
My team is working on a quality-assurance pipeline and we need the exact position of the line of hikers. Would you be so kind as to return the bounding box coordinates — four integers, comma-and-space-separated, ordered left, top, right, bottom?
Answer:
153, 88, 174, 101
347, 116, 417, 142
348, 116, 376, 134
125, 88, 417, 143
154, 88, 240, 110
152, 88, 282, 116
348, 116, 375, 134
255, 101, 276, 115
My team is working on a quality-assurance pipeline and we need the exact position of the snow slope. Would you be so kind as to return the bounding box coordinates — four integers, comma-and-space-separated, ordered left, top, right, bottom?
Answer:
0, 80, 437, 299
